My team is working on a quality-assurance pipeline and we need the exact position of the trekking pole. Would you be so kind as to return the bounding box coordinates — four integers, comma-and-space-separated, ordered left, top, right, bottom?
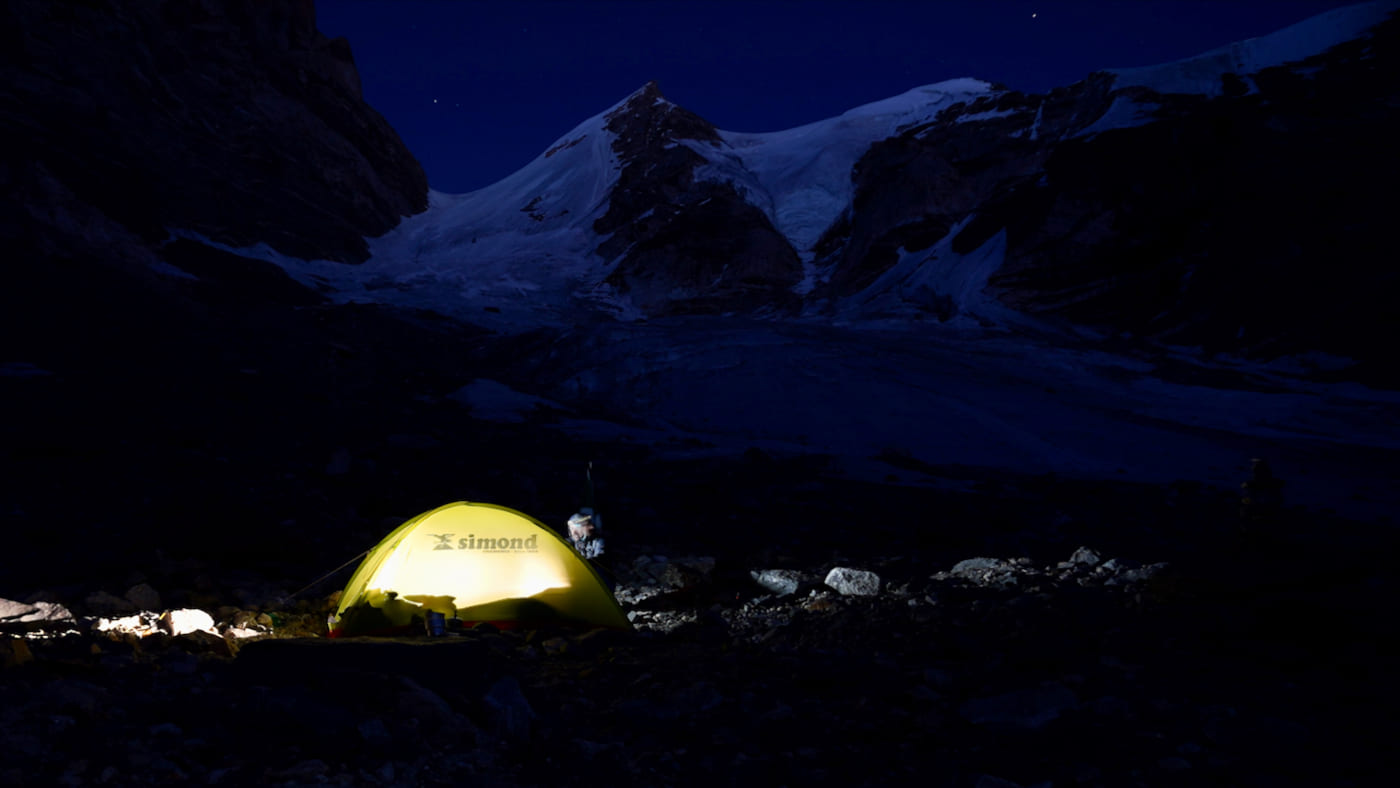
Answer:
585, 460, 595, 511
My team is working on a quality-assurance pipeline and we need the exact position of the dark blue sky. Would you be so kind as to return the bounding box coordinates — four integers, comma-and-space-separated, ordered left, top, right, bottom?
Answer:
317, 0, 1364, 193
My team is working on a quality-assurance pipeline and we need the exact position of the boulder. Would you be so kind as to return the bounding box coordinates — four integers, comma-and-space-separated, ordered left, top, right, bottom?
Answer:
949, 557, 1023, 588
0, 637, 34, 668
1, 0, 428, 264
158, 609, 216, 637
124, 583, 162, 611
824, 567, 881, 596
84, 591, 136, 616
951, 557, 1014, 577
0, 599, 33, 621
751, 569, 808, 597
483, 676, 535, 743
0, 599, 75, 628
1067, 546, 1103, 568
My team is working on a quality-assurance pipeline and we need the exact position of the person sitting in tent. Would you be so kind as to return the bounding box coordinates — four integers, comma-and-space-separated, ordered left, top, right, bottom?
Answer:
566, 507, 605, 560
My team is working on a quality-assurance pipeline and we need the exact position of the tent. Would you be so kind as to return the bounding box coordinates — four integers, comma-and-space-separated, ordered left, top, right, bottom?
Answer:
327, 501, 630, 637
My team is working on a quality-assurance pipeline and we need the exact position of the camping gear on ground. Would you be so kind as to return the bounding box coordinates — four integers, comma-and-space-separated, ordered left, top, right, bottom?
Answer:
327, 501, 631, 637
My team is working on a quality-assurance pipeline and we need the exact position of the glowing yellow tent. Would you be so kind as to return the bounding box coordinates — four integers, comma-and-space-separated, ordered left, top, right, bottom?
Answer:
327, 501, 630, 637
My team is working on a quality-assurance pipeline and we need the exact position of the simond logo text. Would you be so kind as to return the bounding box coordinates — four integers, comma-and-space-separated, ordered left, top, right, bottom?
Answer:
427, 533, 539, 553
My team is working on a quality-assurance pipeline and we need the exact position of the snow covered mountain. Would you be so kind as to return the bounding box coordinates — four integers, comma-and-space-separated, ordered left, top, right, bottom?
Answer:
265, 77, 994, 323
268, 0, 1398, 361
255, 0, 1400, 519
274, 76, 1008, 323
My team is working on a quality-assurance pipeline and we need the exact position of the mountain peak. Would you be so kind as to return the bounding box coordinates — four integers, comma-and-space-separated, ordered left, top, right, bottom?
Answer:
620, 80, 668, 108
604, 78, 717, 148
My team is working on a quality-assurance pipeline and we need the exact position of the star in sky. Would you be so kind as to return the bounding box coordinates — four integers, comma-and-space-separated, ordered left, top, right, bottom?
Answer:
317, 0, 1365, 193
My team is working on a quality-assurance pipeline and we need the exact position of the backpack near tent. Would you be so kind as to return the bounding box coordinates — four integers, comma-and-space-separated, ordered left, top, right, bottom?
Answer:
327, 501, 630, 637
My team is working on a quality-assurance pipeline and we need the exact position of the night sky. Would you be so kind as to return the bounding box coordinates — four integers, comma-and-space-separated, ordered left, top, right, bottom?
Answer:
317, 0, 1365, 193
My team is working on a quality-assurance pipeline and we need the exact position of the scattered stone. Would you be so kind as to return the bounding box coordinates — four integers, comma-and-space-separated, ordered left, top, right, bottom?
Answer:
950, 558, 1021, 588
824, 567, 881, 596
483, 676, 535, 742
159, 609, 216, 637
176, 630, 234, 658
94, 613, 161, 637
0, 529, 1382, 786
1068, 546, 1103, 567
0, 598, 34, 621
751, 569, 807, 596
951, 557, 1008, 574
1, 637, 34, 668
569, 627, 628, 658
84, 591, 136, 616
124, 583, 162, 611
1108, 562, 1171, 586
951, 557, 1015, 579
27, 600, 76, 624
616, 555, 717, 604
393, 677, 459, 729
0, 598, 75, 631
959, 684, 1079, 729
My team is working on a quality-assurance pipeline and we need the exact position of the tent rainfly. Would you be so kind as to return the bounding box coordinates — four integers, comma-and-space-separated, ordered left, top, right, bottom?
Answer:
328, 501, 630, 637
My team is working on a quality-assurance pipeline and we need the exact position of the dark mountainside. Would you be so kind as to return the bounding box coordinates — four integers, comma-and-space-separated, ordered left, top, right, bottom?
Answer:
2, 2, 1398, 786
586, 22, 1400, 379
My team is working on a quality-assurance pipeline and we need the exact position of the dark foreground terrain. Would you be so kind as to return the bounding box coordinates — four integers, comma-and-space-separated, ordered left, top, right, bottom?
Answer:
4, 456, 1397, 788
4, 248, 1396, 787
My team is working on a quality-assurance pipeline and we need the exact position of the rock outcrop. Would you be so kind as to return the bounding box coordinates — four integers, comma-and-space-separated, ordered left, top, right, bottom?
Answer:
0, 0, 428, 265
816, 12, 1400, 366
558, 9, 1398, 368
593, 82, 803, 316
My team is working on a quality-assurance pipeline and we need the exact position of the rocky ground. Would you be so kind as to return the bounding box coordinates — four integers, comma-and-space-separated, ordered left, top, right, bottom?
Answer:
3, 462, 1396, 788
4, 286, 1396, 787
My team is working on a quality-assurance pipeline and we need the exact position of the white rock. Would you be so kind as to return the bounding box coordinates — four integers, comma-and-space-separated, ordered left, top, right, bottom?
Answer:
94, 613, 160, 636
0, 598, 35, 620
824, 567, 881, 596
752, 569, 805, 596
158, 608, 216, 636
16, 600, 75, 624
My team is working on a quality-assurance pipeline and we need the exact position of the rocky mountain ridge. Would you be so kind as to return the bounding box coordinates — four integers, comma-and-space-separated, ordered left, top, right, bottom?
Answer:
305, 1, 1396, 375
0, 0, 428, 271
618, 2, 1397, 367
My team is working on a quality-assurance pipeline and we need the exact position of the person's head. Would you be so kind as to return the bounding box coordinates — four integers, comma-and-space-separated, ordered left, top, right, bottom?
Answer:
568, 512, 593, 532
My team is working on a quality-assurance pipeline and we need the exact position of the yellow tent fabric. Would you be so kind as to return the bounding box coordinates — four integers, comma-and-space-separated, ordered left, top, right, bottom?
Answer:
328, 501, 630, 637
